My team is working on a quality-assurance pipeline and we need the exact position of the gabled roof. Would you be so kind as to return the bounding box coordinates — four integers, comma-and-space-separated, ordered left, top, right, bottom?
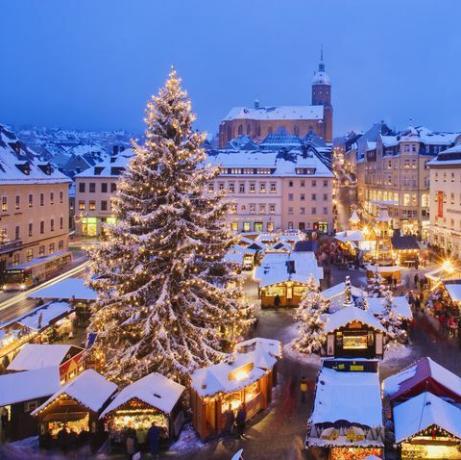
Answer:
32, 369, 117, 415
394, 392, 461, 443
29, 277, 97, 301
0, 367, 60, 406
391, 230, 420, 250
383, 357, 461, 402
100, 372, 184, 417
223, 105, 324, 121
324, 306, 386, 333
8, 344, 83, 372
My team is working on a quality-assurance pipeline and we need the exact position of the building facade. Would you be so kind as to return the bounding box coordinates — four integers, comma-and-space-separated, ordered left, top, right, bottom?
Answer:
0, 125, 70, 278
74, 150, 133, 237
428, 136, 461, 258
355, 126, 459, 236
218, 53, 333, 147
207, 149, 334, 233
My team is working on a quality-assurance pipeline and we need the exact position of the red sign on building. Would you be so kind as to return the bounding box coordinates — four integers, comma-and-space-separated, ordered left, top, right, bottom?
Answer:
437, 191, 444, 218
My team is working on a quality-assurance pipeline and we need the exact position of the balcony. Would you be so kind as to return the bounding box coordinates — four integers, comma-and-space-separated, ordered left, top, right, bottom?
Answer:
0, 240, 22, 255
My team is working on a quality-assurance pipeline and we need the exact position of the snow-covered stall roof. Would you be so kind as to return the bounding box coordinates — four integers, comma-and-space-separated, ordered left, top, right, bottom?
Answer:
367, 296, 412, 321
335, 230, 365, 243
191, 338, 281, 398
32, 369, 117, 415
8, 301, 73, 331
255, 252, 323, 287
394, 391, 461, 443
444, 282, 461, 303
321, 282, 365, 304
28, 277, 97, 301
0, 367, 61, 406
8, 344, 82, 372
100, 372, 185, 418
309, 367, 383, 447
383, 357, 461, 401
324, 306, 386, 333
223, 105, 324, 121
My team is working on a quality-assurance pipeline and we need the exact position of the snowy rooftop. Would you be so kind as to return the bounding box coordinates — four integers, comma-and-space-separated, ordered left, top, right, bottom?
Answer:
29, 277, 97, 301
0, 124, 71, 185
335, 230, 366, 243
75, 149, 134, 178
0, 367, 61, 406
324, 306, 386, 334
367, 296, 412, 321
312, 70, 331, 85
8, 344, 83, 372
207, 150, 333, 178
9, 301, 72, 331
100, 372, 185, 417
394, 391, 461, 443
32, 369, 117, 415
311, 367, 383, 429
14, 250, 71, 270
223, 105, 324, 121
444, 282, 461, 303
255, 251, 323, 287
380, 127, 460, 149
383, 356, 461, 401
191, 338, 280, 398
321, 282, 365, 304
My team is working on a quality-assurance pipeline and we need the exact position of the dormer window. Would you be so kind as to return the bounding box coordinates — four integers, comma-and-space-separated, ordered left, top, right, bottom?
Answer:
16, 162, 31, 175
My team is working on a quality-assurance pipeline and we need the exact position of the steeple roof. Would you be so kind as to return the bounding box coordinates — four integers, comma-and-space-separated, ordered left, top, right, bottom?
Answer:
312, 47, 331, 86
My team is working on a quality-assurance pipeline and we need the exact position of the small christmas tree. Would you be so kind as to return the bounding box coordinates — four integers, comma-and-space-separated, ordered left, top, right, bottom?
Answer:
88, 69, 254, 384
381, 287, 407, 344
367, 271, 387, 298
293, 277, 330, 355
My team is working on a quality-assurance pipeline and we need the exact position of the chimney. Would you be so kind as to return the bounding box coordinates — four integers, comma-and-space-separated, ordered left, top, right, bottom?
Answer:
254, 99, 260, 109
112, 145, 119, 156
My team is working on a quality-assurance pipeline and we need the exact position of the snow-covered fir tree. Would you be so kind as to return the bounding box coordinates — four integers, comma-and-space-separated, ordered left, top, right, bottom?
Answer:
293, 277, 330, 355
367, 271, 387, 298
381, 287, 407, 344
88, 69, 254, 384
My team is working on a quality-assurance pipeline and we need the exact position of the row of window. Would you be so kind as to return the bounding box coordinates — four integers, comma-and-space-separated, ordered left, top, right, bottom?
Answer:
228, 203, 277, 214
288, 193, 329, 202
1, 191, 64, 212
365, 190, 429, 207
10, 217, 65, 240
12, 240, 65, 264
78, 200, 110, 212
288, 207, 329, 216
211, 181, 278, 193
229, 220, 328, 233
288, 179, 329, 187
434, 171, 461, 182
78, 182, 117, 193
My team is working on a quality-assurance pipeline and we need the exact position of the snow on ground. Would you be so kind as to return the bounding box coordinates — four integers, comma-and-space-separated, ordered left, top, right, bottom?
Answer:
283, 339, 322, 366
383, 342, 413, 362
168, 424, 205, 455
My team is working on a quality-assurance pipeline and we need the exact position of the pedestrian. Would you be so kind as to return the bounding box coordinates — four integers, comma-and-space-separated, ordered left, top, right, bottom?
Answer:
300, 376, 309, 403
223, 404, 235, 436
414, 273, 419, 288
414, 296, 421, 313
0, 408, 8, 442
125, 427, 136, 459
147, 423, 160, 459
274, 295, 281, 308
236, 403, 247, 439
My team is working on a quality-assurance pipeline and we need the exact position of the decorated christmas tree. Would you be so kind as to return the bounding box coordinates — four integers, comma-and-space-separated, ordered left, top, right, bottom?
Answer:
88, 69, 254, 384
381, 287, 407, 344
367, 271, 387, 298
293, 277, 330, 355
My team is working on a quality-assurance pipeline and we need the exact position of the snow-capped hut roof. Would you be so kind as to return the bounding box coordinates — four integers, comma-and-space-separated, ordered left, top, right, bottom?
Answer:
8, 344, 83, 372
393, 391, 461, 443
32, 369, 117, 415
376, 207, 391, 223
324, 306, 386, 334
383, 357, 461, 403
349, 210, 360, 225
367, 296, 412, 321
29, 277, 97, 301
321, 282, 365, 304
335, 230, 365, 243
191, 338, 281, 398
0, 367, 61, 406
100, 372, 185, 418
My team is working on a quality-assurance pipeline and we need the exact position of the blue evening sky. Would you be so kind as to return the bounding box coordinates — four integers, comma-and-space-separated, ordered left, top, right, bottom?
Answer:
1, 0, 460, 137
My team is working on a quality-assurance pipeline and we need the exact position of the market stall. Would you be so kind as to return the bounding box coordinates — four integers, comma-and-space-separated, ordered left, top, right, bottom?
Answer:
307, 366, 384, 460
100, 372, 185, 444
393, 391, 461, 459
191, 338, 281, 439
32, 369, 117, 444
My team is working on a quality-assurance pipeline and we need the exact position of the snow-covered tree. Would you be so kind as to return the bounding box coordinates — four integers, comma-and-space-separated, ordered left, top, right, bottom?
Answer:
367, 271, 387, 298
380, 287, 407, 344
293, 277, 330, 355
88, 69, 254, 384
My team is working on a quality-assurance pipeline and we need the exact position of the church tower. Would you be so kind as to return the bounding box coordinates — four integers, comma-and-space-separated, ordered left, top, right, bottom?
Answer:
311, 47, 333, 142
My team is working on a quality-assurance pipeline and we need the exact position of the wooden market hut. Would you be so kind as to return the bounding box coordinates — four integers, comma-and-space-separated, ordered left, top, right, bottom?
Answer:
383, 357, 461, 405
0, 367, 60, 441
393, 391, 461, 460
32, 369, 117, 445
323, 306, 387, 359
391, 229, 420, 267
307, 365, 384, 459
255, 251, 323, 307
8, 343, 84, 383
190, 338, 281, 440
100, 372, 185, 444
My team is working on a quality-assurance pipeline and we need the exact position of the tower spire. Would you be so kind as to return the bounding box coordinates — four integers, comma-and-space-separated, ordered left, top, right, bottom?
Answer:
319, 45, 325, 72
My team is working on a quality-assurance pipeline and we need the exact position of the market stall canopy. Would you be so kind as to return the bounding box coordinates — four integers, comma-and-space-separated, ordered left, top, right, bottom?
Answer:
255, 252, 323, 287
32, 369, 117, 415
324, 306, 386, 334
28, 277, 97, 301
310, 367, 383, 440
443, 280, 461, 303
100, 372, 185, 418
393, 391, 461, 443
367, 296, 412, 321
335, 230, 365, 243
191, 338, 281, 398
390, 230, 420, 251
8, 344, 83, 372
0, 366, 60, 406
321, 282, 365, 304
383, 357, 461, 403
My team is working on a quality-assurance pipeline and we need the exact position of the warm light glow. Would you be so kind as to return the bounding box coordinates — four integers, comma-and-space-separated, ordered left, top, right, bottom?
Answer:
234, 370, 249, 381
442, 260, 455, 274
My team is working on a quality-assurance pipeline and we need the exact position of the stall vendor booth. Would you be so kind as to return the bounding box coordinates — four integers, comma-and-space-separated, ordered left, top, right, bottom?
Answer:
393, 391, 461, 460
365, 264, 402, 284
100, 372, 185, 445
191, 338, 281, 439
307, 366, 384, 460
323, 307, 387, 359
255, 252, 323, 308
32, 369, 117, 446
